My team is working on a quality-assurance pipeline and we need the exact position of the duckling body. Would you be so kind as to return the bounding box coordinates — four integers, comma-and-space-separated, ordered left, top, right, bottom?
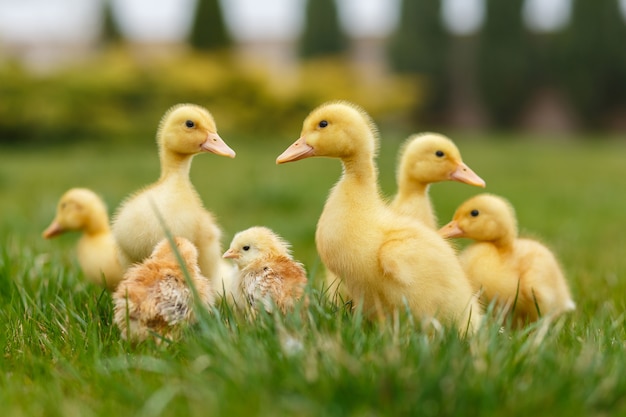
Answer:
223, 226, 307, 313
390, 133, 485, 229
113, 237, 214, 342
277, 101, 481, 334
440, 193, 575, 326
112, 104, 235, 283
43, 188, 123, 289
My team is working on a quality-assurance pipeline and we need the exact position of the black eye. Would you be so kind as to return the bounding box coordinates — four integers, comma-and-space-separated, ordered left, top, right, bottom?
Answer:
185, 120, 195, 128
435, 150, 445, 157
243, 245, 250, 251
319, 120, 328, 128
470, 209, 479, 217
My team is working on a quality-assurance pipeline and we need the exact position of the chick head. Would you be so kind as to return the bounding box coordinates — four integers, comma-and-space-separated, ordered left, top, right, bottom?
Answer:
223, 226, 291, 268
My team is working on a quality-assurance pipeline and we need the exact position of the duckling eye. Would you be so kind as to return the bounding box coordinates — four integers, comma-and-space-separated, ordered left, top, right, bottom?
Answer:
318, 120, 328, 128
470, 209, 480, 217
435, 150, 445, 157
242, 245, 250, 251
185, 120, 195, 128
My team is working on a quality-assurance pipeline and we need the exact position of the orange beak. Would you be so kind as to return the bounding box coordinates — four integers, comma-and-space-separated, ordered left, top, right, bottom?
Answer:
42, 221, 64, 239
439, 220, 465, 239
449, 162, 486, 188
201, 132, 236, 158
276, 136, 315, 164
222, 248, 239, 259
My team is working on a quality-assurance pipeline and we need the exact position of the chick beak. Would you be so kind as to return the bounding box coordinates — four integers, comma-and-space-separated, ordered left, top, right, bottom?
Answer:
439, 220, 465, 239
449, 162, 486, 188
276, 136, 315, 164
201, 132, 236, 158
42, 221, 64, 239
222, 248, 239, 259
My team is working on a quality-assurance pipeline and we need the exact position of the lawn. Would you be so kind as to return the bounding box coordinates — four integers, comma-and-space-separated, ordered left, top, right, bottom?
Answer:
0, 131, 625, 416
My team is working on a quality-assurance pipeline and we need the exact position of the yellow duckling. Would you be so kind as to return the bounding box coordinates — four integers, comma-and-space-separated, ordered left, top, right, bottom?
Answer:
277, 101, 482, 334
389, 133, 486, 229
113, 237, 214, 342
43, 188, 123, 289
112, 103, 236, 286
223, 226, 308, 314
439, 193, 576, 326
325, 132, 486, 303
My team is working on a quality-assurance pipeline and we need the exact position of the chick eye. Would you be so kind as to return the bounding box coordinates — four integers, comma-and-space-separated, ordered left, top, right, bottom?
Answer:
242, 245, 250, 251
470, 209, 480, 217
435, 150, 445, 157
185, 120, 195, 128
319, 120, 328, 128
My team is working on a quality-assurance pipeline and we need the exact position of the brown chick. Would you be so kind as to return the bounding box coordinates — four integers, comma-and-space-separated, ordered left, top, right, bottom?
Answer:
223, 226, 307, 314
113, 237, 214, 342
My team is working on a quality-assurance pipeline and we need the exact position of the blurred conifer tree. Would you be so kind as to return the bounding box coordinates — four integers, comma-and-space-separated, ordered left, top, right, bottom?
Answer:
102, 0, 123, 45
476, 0, 534, 128
189, 0, 231, 50
557, 0, 626, 128
387, 0, 450, 125
299, 0, 348, 58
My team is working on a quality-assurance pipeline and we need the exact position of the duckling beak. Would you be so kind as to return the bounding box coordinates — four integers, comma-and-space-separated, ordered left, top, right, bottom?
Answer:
439, 220, 465, 239
201, 132, 236, 158
449, 162, 486, 188
222, 248, 239, 259
42, 221, 64, 239
276, 136, 315, 164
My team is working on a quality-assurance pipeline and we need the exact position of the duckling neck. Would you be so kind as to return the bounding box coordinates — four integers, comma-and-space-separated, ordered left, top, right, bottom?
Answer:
341, 157, 379, 190
493, 232, 516, 250
84, 214, 111, 237
158, 150, 194, 183
394, 175, 429, 204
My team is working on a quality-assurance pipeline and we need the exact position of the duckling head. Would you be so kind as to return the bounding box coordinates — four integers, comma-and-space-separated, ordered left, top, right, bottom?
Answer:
439, 193, 518, 244
276, 101, 379, 164
42, 188, 108, 238
397, 133, 485, 187
157, 104, 236, 159
223, 226, 291, 268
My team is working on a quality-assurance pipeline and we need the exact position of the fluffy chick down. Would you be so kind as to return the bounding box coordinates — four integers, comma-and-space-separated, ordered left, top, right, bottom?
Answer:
223, 226, 307, 314
113, 237, 214, 342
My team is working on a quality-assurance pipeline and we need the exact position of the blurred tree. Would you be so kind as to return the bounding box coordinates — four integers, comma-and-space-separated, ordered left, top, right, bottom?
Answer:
476, 0, 534, 128
101, 0, 123, 45
189, 0, 231, 51
299, 0, 348, 58
387, 0, 450, 125
557, 0, 626, 129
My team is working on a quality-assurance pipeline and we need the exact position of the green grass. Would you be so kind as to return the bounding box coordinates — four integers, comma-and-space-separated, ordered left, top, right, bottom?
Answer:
1, 133, 625, 416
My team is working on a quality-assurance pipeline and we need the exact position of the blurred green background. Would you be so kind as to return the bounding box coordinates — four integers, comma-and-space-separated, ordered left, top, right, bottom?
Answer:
1, 0, 625, 145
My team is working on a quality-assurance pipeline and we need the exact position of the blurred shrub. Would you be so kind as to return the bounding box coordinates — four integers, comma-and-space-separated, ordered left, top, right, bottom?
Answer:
0, 50, 417, 146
